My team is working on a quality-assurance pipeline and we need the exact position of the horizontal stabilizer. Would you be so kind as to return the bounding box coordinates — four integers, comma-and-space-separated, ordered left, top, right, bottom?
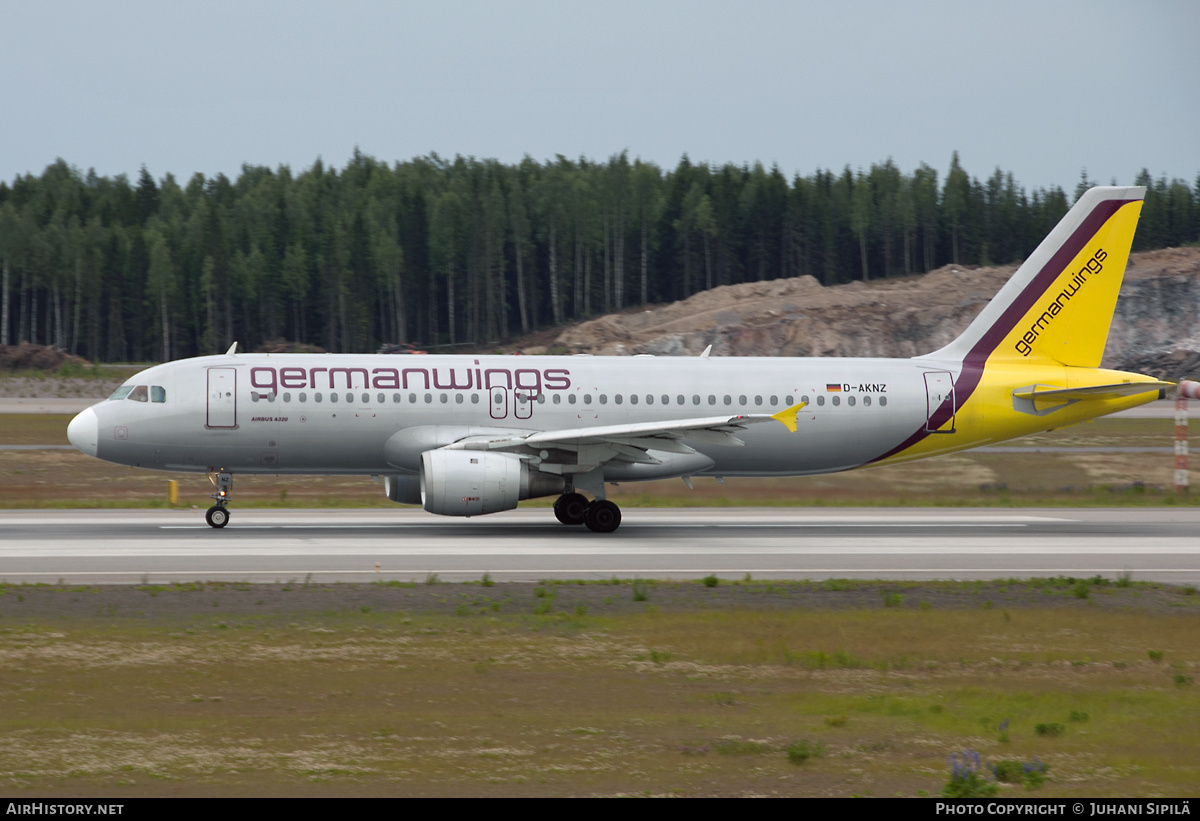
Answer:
1013, 382, 1173, 402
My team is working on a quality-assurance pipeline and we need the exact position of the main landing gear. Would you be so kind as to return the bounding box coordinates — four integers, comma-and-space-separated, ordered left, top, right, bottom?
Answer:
553, 492, 622, 533
205, 471, 233, 529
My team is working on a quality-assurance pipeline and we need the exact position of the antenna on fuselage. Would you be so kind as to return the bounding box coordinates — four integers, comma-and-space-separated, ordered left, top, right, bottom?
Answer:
225, 342, 238, 356
699, 344, 712, 358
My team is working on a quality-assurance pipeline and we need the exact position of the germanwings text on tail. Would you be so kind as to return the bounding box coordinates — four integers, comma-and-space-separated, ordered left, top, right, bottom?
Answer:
67, 187, 1169, 532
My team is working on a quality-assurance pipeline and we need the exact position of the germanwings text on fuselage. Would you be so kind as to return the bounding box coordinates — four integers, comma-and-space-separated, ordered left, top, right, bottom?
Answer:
249, 362, 573, 395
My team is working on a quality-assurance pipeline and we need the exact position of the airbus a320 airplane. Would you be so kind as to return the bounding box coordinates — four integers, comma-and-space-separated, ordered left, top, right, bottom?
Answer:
67, 187, 1170, 532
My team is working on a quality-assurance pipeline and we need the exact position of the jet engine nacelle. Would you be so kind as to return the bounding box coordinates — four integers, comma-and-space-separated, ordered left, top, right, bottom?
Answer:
420, 449, 564, 516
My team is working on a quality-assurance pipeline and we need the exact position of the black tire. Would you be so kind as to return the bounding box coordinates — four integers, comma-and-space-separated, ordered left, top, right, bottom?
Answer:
553, 493, 590, 526
584, 500, 622, 533
206, 505, 230, 529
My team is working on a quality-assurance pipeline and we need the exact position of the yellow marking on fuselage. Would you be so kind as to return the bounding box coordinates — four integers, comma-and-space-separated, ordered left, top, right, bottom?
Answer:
771, 401, 808, 432
869, 365, 1162, 468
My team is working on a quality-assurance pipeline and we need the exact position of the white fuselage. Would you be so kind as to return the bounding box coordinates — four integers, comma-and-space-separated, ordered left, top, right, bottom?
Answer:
75, 353, 960, 479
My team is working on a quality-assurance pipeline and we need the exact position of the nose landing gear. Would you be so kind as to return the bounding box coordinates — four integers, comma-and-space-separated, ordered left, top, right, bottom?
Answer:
205, 471, 233, 529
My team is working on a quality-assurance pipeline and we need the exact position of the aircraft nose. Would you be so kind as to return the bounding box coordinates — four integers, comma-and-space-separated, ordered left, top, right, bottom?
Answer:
67, 406, 99, 457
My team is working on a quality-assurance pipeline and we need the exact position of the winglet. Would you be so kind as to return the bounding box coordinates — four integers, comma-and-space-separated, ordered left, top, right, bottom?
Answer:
225, 342, 238, 356
771, 401, 808, 433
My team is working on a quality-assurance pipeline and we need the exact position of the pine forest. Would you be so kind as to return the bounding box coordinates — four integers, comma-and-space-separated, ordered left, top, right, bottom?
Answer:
0, 151, 1197, 363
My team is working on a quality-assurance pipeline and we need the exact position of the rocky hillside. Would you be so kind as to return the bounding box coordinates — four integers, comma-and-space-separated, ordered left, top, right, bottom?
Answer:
535, 247, 1200, 380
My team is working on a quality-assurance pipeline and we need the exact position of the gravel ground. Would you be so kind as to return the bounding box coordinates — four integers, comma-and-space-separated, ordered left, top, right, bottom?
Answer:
2, 578, 1197, 622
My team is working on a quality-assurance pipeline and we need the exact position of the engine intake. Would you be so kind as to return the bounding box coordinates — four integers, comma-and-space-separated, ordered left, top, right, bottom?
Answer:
420, 449, 564, 516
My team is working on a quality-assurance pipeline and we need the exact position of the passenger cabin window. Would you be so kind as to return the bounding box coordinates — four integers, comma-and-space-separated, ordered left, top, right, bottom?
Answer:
127, 385, 149, 402
150, 386, 166, 403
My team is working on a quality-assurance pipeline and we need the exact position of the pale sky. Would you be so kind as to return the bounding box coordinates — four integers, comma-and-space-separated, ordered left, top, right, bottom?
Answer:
1, 0, 1196, 191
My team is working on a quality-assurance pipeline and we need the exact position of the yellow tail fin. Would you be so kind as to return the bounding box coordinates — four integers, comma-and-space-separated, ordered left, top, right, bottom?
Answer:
925, 186, 1144, 368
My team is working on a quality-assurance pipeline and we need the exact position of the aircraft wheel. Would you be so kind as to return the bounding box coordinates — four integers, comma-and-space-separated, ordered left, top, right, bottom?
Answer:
553, 493, 589, 526
205, 505, 230, 529
584, 500, 622, 533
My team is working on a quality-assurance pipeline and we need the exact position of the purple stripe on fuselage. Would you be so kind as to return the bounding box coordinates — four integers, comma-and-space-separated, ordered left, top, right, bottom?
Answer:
867, 199, 1135, 465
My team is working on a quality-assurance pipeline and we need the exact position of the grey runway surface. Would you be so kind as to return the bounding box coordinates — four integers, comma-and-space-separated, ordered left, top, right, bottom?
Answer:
2, 507, 1198, 585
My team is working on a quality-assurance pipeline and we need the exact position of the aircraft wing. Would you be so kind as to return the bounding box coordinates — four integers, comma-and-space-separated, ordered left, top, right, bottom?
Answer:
443, 403, 806, 471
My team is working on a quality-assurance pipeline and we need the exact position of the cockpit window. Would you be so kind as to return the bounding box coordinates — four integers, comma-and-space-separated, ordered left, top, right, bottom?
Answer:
151, 386, 166, 403
127, 385, 149, 402
109, 385, 134, 401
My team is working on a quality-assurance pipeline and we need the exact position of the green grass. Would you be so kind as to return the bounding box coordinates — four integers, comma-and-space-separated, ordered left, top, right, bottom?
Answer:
0, 414, 73, 445
0, 596, 1195, 796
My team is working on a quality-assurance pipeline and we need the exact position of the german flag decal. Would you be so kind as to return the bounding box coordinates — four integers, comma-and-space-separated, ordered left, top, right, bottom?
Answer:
825, 383, 842, 392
